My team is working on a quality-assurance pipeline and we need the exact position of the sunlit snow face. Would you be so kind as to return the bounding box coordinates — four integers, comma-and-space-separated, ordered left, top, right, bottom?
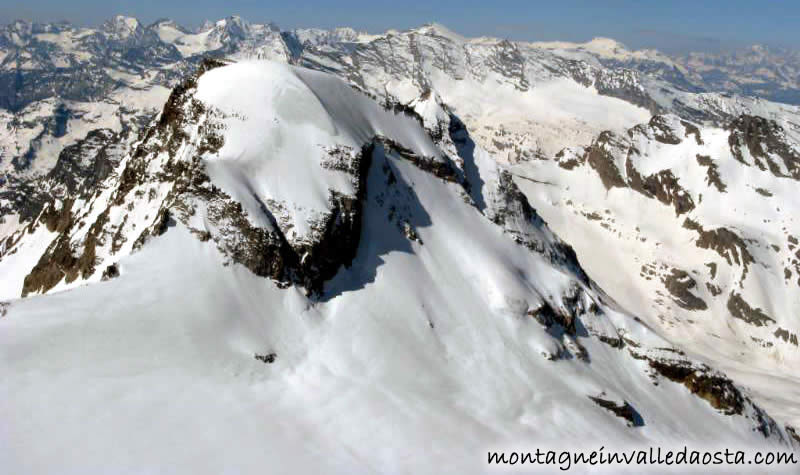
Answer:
192, 61, 442, 241
195, 60, 339, 159
193, 62, 352, 238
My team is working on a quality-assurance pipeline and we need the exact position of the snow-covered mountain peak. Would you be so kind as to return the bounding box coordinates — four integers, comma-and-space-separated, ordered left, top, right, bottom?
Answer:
150, 18, 189, 33
531, 36, 678, 68
411, 22, 466, 42
199, 15, 252, 46
213, 15, 248, 33
101, 15, 143, 39
193, 60, 440, 240
584, 36, 628, 53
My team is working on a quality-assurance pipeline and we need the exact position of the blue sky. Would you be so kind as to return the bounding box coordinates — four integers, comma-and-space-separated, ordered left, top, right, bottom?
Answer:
3, 0, 799, 53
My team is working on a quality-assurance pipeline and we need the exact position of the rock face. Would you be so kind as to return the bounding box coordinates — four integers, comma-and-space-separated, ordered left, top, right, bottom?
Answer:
562, 115, 698, 216
662, 268, 707, 311
588, 395, 645, 428
727, 114, 800, 180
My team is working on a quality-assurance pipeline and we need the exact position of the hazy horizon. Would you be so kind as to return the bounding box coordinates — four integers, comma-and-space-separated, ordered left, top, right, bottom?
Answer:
3, 0, 800, 55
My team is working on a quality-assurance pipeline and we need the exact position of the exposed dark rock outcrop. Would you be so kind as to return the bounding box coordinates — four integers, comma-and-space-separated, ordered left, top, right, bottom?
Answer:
649, 358, 744, 415
650, 357, 781, 439
787, 426, 800, 445
727, 292, 776, 327
647, 115, 683, 145
727, 114, 800, 180
581, 119, 696, 215
378, 137, 459, 183
695, 154, 727, 192
585, 132, 626, 190
21, 206, 109, 296
617, 344, 779, 439
527, 282, 603, 362
555, 148, 584, 170
588, 395, 645, 427
774, 328, 798, 346
681, 120, 704, 145
662, 268, 707, 311
293, 146, 372, 295
626, 163, 695, 215
101, 263, 120, 280
529, 300, 576, 336
683, 218, 754, 278
254, 352, 277, 364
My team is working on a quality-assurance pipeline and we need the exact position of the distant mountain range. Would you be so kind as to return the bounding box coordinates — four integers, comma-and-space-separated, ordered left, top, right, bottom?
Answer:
1, 16, 799, 113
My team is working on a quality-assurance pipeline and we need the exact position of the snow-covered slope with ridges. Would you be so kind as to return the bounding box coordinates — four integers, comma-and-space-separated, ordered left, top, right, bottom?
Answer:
1, 60, 796, 474
512, 113, 800, 427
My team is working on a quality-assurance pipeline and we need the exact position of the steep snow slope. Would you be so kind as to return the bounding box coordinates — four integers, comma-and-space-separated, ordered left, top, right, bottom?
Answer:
194, 61, 439, 240
0, 223, 780, 474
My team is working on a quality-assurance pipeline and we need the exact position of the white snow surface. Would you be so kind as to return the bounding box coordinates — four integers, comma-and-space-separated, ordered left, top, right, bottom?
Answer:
195, 61, 440, 239
433, 73, 651, 159
0, 157, 786, 474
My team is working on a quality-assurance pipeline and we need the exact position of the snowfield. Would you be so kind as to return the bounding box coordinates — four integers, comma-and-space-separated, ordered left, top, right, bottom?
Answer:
1, 222, 791, 474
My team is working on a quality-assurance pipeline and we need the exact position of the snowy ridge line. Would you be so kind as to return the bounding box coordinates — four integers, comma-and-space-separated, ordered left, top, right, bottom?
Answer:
4, 58, 588, 300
